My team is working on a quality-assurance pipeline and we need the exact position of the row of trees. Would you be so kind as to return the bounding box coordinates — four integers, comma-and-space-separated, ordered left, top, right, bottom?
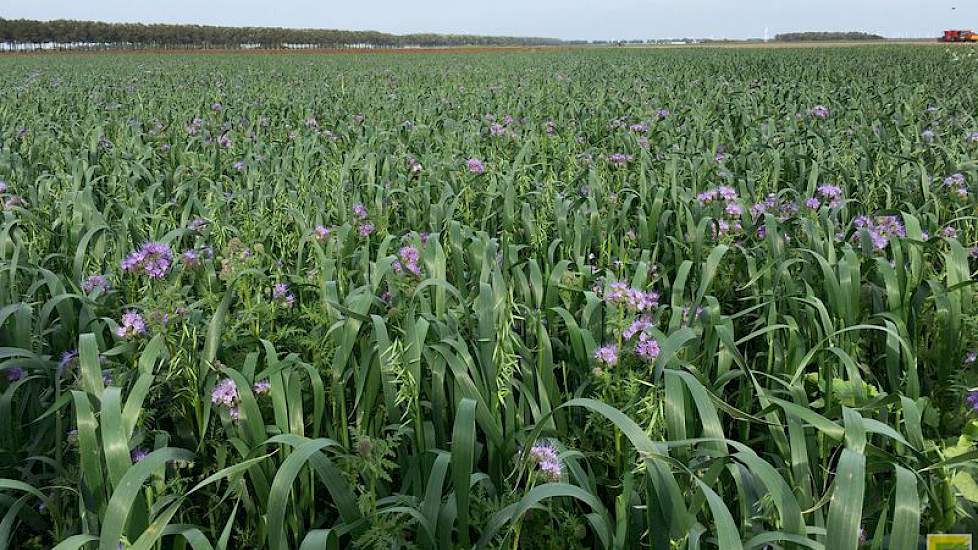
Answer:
0, 18, 564, 50
774, 31, 885, 42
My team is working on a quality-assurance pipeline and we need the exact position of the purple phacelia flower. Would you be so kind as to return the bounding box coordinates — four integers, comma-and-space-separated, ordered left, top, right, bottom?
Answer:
398, 246, 422, 276
724, 202, 744, 217
717, 186, 738, 201
466, 158, 485, 174
964, 350, 977, 365
352, 203, 368, 219
5, 367, 25, 382
358, 223, 375, 237
211, 378, 238, 407
967, 390, 978, 413
805, 197, 821, 209
211, 102, 223, 112
313, 225, 331, 242
967, 132, 978, 143
187, 218, 207, 232
232, 160, 246, 172
635, 336, 661, 362
810, 105, 830, 119
623, 316, 654, 340
116, 312, 146, 339
121, 242, 173, 279
608, 153, 634, 167
82, 274, 109, 294
253, 379, 271, 395
58, 349, 78, 375
594, 344, 619, 367
130, 448, 149, 463
528, 441, 562, 481
921, 129, 935, 142
217, 133, 232, 149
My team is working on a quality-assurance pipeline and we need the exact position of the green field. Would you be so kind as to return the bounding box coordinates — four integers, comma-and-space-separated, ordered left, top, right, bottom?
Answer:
1, 45, 978, 548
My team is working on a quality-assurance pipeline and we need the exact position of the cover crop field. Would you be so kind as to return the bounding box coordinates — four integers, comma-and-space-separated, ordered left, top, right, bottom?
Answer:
1, 45, 978, 548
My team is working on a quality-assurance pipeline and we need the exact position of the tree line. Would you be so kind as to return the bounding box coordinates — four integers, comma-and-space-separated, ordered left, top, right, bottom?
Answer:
0, 17, 564, 50
774, 31, 885, 42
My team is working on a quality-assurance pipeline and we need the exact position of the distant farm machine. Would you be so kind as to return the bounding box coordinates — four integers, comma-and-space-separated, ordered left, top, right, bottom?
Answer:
943, 30, 978, 43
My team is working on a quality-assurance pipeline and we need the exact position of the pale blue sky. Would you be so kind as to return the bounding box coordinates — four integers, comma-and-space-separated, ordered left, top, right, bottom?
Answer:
3, 0, 976, 40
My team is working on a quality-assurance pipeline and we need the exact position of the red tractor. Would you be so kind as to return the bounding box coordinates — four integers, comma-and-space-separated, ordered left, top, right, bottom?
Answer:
943, 30, 978, 42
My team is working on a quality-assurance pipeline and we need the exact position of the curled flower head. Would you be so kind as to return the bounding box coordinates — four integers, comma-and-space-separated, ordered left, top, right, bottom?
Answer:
116, 312, 146, 339
967, 390, 978, 413
528, 441, 563, 481
82, 274, 110, 294
253, 379, 271, 395
211, 378, 238, 407
313, 225, 331, 242
594, 344, 619, 367
181, 249, 201, 267
352, 203, 368, 219
358, 223, 375, 237
466, 158, 485, 174
131, 448, 149, 463
635, 336, 661, 362
805, 197, 821, 209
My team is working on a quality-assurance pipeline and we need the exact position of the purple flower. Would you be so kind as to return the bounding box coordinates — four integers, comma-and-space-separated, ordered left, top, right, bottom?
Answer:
352, 203, 368, 219
0, 180, 6, 194
724, 202, 744, 217
272, 283, 289, 299
253, 379, 271, 395
717, 186, 738, 201
968, 131, 978, 143
217, 133, 232, 149
116, 312, 146, 339
608, 153, 634, 167
656, 108, 670, 118
121, 242, 173, 279
967, 390, 978, 413
58, 349, 78, 375
944, 173, 966, 188
5, 367, 25, 382
130, 448, 149, 463
211, 378, 238, 407
228, 406, 241, 422
628, 123, 648, 133
489, 123, 506, 136
964, 350, 977, 365
82, 274, 109, 294
211, 102, 223, 112
466, 158, 485, 174
635, 336, 661, 362
528, 441, 562, 481
810, 105, 830, 119
313, 225, 332, 242
398, 246, 422, 276
232, 160, 246, 172
944, 226, 958, 239
102, 369, 113, 386
922, 129, 935, 143
697, 190, 718, 205
187, 218, 207, 232
594, 344, 619, 367
805, 197, 821, 209
358, 223, 375, 237
817, 184, 843, 199
181, 249, 201, 267
545, 121, 557, 135
623, 316, 654, 340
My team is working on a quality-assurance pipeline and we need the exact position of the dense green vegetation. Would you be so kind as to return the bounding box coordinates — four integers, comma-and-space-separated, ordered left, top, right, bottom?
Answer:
773, 32, 886, 42
0, 18, 562, 49
1, 45, 978, 549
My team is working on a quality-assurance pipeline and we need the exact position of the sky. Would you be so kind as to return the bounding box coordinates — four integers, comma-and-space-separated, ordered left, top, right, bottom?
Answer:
3, 0, 977, 41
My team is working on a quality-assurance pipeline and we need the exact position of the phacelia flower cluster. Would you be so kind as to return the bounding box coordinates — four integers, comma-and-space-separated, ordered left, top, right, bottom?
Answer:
81, 274, 110, 294
272, 283, 296, 308
121, 242, 174, 279
607, 153, 634, 167
528, 441, 562, 482
211, 377, 241, 420
942, 173, 969, 199
852, 215, 906, 251
603, 281, 659, 312
393, 246, 422, 277
116, 312, 146, 339
466, 158, 485, 175
810, 105, 831, 119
